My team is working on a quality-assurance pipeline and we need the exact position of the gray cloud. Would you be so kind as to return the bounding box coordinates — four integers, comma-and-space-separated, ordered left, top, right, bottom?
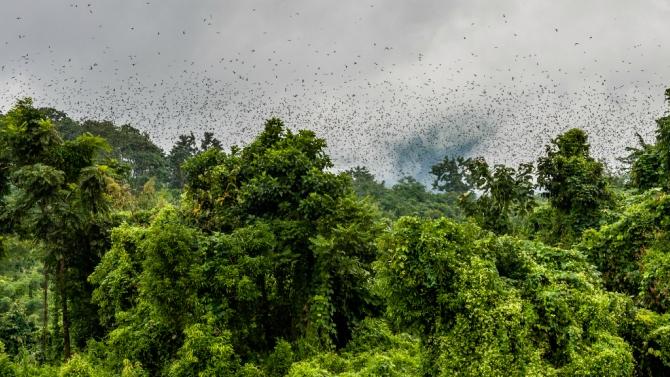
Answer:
1, 0, 669, 183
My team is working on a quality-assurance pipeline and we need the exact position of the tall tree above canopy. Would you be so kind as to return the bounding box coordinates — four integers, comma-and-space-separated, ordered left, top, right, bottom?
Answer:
536, 128, 611, 240
181, 117, 381, 349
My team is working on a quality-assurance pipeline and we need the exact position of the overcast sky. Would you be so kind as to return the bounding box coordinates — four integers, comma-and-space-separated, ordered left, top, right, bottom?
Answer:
1, 0, 669, 183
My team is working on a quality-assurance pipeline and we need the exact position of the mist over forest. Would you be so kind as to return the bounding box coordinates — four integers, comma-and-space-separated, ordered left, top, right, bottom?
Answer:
2, 1, 670, 376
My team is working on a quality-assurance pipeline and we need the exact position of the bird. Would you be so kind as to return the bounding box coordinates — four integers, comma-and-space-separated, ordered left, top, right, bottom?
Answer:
0, 1, 665, 185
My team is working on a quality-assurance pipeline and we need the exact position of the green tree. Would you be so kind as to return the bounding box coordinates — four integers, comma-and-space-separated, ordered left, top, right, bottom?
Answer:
40, 110, 169, 191
0, 237, 42, 357
167, 133, 198, 188
285, 318, 422, 377
347, 168, 461, 219
57, 354, 94, 377
0, 98, 116, 360
182, 118, 383, 351
347, 166, 386, 200
653, 88, 670, 187
167, 322, 240, 377
580, 189, 670, 313
625, 89, 670, 191
458, 157, 535, 234
200, 131, 222, 151
375, 216, 635, 376
536, 128, 611, 243
624, 308, 670, 376
91, 118, 382, 374
624, 134, 663, 191
430, 155, 469, 193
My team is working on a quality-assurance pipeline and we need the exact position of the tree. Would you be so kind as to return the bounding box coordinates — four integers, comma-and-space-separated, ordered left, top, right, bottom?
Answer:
536, 128, 611, 243
430, 155, 469, 193
91, 118, 382, 374
346, 166, 386, 199
0, 98, 116, 360
625, 89, 670, 191
579, 189, 670, 376
182, 118, 383, 351
167, 132, 198, 188
653, 88, 670, 188
40, 110, 169, 191
625, 133, 663, 191
375, 216, 635, 376
458, 157, 535, 234
347, 167, 462, 220
167, 323, 240, 377
200, 131, 222, 151
580, 189, 670, 312
78, 121, 168, 190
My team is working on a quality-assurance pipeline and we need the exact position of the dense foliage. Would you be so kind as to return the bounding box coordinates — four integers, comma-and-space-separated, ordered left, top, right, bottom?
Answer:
535, 128, 612, 245
347, 166, 462, 220
376, 217, 634, 376
457, 157, 535, 234
1, 92, 670, 376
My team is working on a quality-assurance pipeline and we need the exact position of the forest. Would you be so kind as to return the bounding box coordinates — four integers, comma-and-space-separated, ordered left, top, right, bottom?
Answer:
1, 91, 670, 377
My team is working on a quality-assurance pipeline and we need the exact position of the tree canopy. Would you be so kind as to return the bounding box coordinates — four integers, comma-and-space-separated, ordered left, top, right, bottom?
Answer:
1, 93, 670, 376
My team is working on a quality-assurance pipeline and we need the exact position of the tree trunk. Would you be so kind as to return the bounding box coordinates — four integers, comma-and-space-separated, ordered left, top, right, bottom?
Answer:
59, 258, 71, 360
42, 265, 48, 359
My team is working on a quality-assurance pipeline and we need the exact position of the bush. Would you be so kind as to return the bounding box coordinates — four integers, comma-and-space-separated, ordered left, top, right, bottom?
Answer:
0, 341, 17, 377
265, 340, 293, 377
166, 323, 240, 377
121, 359, 148, 377
59, 354, 94, 377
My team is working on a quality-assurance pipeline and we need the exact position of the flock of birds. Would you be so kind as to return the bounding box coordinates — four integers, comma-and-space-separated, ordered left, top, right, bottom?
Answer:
1, 1, 669, 183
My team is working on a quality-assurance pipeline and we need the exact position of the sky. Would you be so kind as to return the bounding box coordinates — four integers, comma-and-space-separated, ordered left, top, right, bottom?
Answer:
1, 0, 669, 183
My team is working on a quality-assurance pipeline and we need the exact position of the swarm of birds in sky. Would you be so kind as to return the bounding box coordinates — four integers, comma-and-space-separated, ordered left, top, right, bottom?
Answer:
1, 0, 669, 183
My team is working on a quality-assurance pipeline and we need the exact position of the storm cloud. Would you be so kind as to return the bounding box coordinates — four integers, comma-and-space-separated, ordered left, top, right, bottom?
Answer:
1, 0, 669, 183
